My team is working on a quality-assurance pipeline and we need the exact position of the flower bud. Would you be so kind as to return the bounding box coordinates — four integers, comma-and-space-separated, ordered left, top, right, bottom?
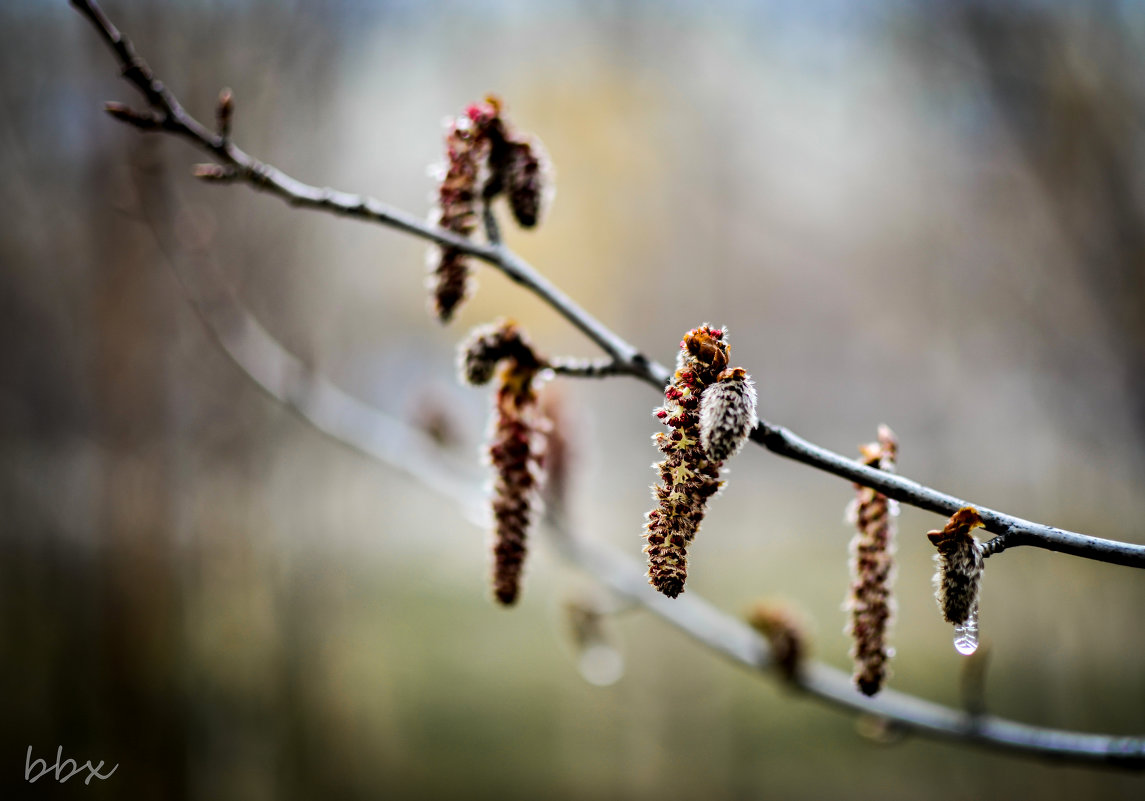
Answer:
699, 367, 757, 461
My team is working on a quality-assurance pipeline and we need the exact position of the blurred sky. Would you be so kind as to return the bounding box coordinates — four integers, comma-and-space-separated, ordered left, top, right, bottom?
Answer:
2, 1, 1145, 799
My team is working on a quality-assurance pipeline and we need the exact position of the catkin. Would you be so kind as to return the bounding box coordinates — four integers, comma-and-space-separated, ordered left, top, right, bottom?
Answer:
459, 320, 546, 605
428, 97, 552, 321
644, 325, 755, 598
845, 425, 898, 697
699, 366, 758, 461
428, 112, 489, 322
927, 506, 985, 626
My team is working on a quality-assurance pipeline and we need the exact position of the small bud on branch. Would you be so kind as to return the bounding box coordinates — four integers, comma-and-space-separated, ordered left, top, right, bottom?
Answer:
104, 101, 162, 130
216, 87, 234, 140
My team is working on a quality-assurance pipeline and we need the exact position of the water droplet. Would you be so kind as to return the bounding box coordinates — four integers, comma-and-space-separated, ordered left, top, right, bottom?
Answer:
953, 608, 979, 655
578, 643, 624, 687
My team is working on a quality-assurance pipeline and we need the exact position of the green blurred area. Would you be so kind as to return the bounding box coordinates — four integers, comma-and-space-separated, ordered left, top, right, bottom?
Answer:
2, 1, 1144, 799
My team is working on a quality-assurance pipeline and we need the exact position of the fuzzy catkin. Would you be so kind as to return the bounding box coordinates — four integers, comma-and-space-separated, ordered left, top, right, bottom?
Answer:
428, 97, 552, 322
458, 319, 545, 606
927, 506, 985, 625
643, 324, 732, 598
488, 365, 543, 605
699, 367, 758, 461
459, 318, 535, 386
428, 113, 489, 322
845, 425, 898, 697
505, 139, 549, 228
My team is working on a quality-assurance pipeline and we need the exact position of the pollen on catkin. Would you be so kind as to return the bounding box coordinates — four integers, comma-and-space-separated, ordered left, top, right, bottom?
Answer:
644, 324, 752, 598
927, 506, 985, 627
845, 424, 898, 697
457, 319, 546, 606
428, 97, 552, 322
699, 367, 758, 461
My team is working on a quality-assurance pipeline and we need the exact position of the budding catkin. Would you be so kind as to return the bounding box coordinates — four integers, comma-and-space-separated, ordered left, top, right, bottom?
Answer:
927, 506, 985, 625
845, 424, 898, 697
699, 367, 758, 461
489, 365, 543, 605
504, 139, 549, 228
428, 113, 489, 322
428, 96, 552, 322
644, 324, 736, 598
459, 318, 532, 386
746, 601, 808, 683
458, 320, 546, 606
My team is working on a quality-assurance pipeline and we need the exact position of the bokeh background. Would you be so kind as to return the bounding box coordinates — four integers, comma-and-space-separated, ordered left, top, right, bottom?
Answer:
3, 1, 1145, 798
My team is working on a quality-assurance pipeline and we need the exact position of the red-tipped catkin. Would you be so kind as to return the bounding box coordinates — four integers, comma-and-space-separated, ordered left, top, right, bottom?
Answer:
489, 366, 543, 605
927, 506, 985, 626
699, 367, 758, 461
845, 425, 898, 697
458, 320, 546, 605
428, 97, 552, 321
643, 324, 736, 598
746, 601, 808, 683
428, 111, 489, 323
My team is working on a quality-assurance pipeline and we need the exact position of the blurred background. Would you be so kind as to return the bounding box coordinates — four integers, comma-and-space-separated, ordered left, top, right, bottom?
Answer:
3, 0, 1145, 798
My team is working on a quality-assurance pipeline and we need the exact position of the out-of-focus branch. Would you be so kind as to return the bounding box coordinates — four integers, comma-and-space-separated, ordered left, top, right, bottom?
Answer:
71, 6, 1145, 554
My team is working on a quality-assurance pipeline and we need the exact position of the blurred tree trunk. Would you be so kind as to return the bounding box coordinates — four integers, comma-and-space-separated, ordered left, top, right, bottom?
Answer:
953, 2, 1145, 447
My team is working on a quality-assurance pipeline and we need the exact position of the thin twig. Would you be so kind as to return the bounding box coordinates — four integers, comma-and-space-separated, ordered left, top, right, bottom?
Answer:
482, 200, 502, 248
69, 0, 1145, 570
547, 357, 629, 378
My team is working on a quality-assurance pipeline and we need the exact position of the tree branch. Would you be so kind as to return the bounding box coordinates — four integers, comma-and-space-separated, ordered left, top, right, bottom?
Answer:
72, 0, 1145, 768
127, 166, 1145, 769
70, 0, 1145, 570
547, 357, 629, 378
